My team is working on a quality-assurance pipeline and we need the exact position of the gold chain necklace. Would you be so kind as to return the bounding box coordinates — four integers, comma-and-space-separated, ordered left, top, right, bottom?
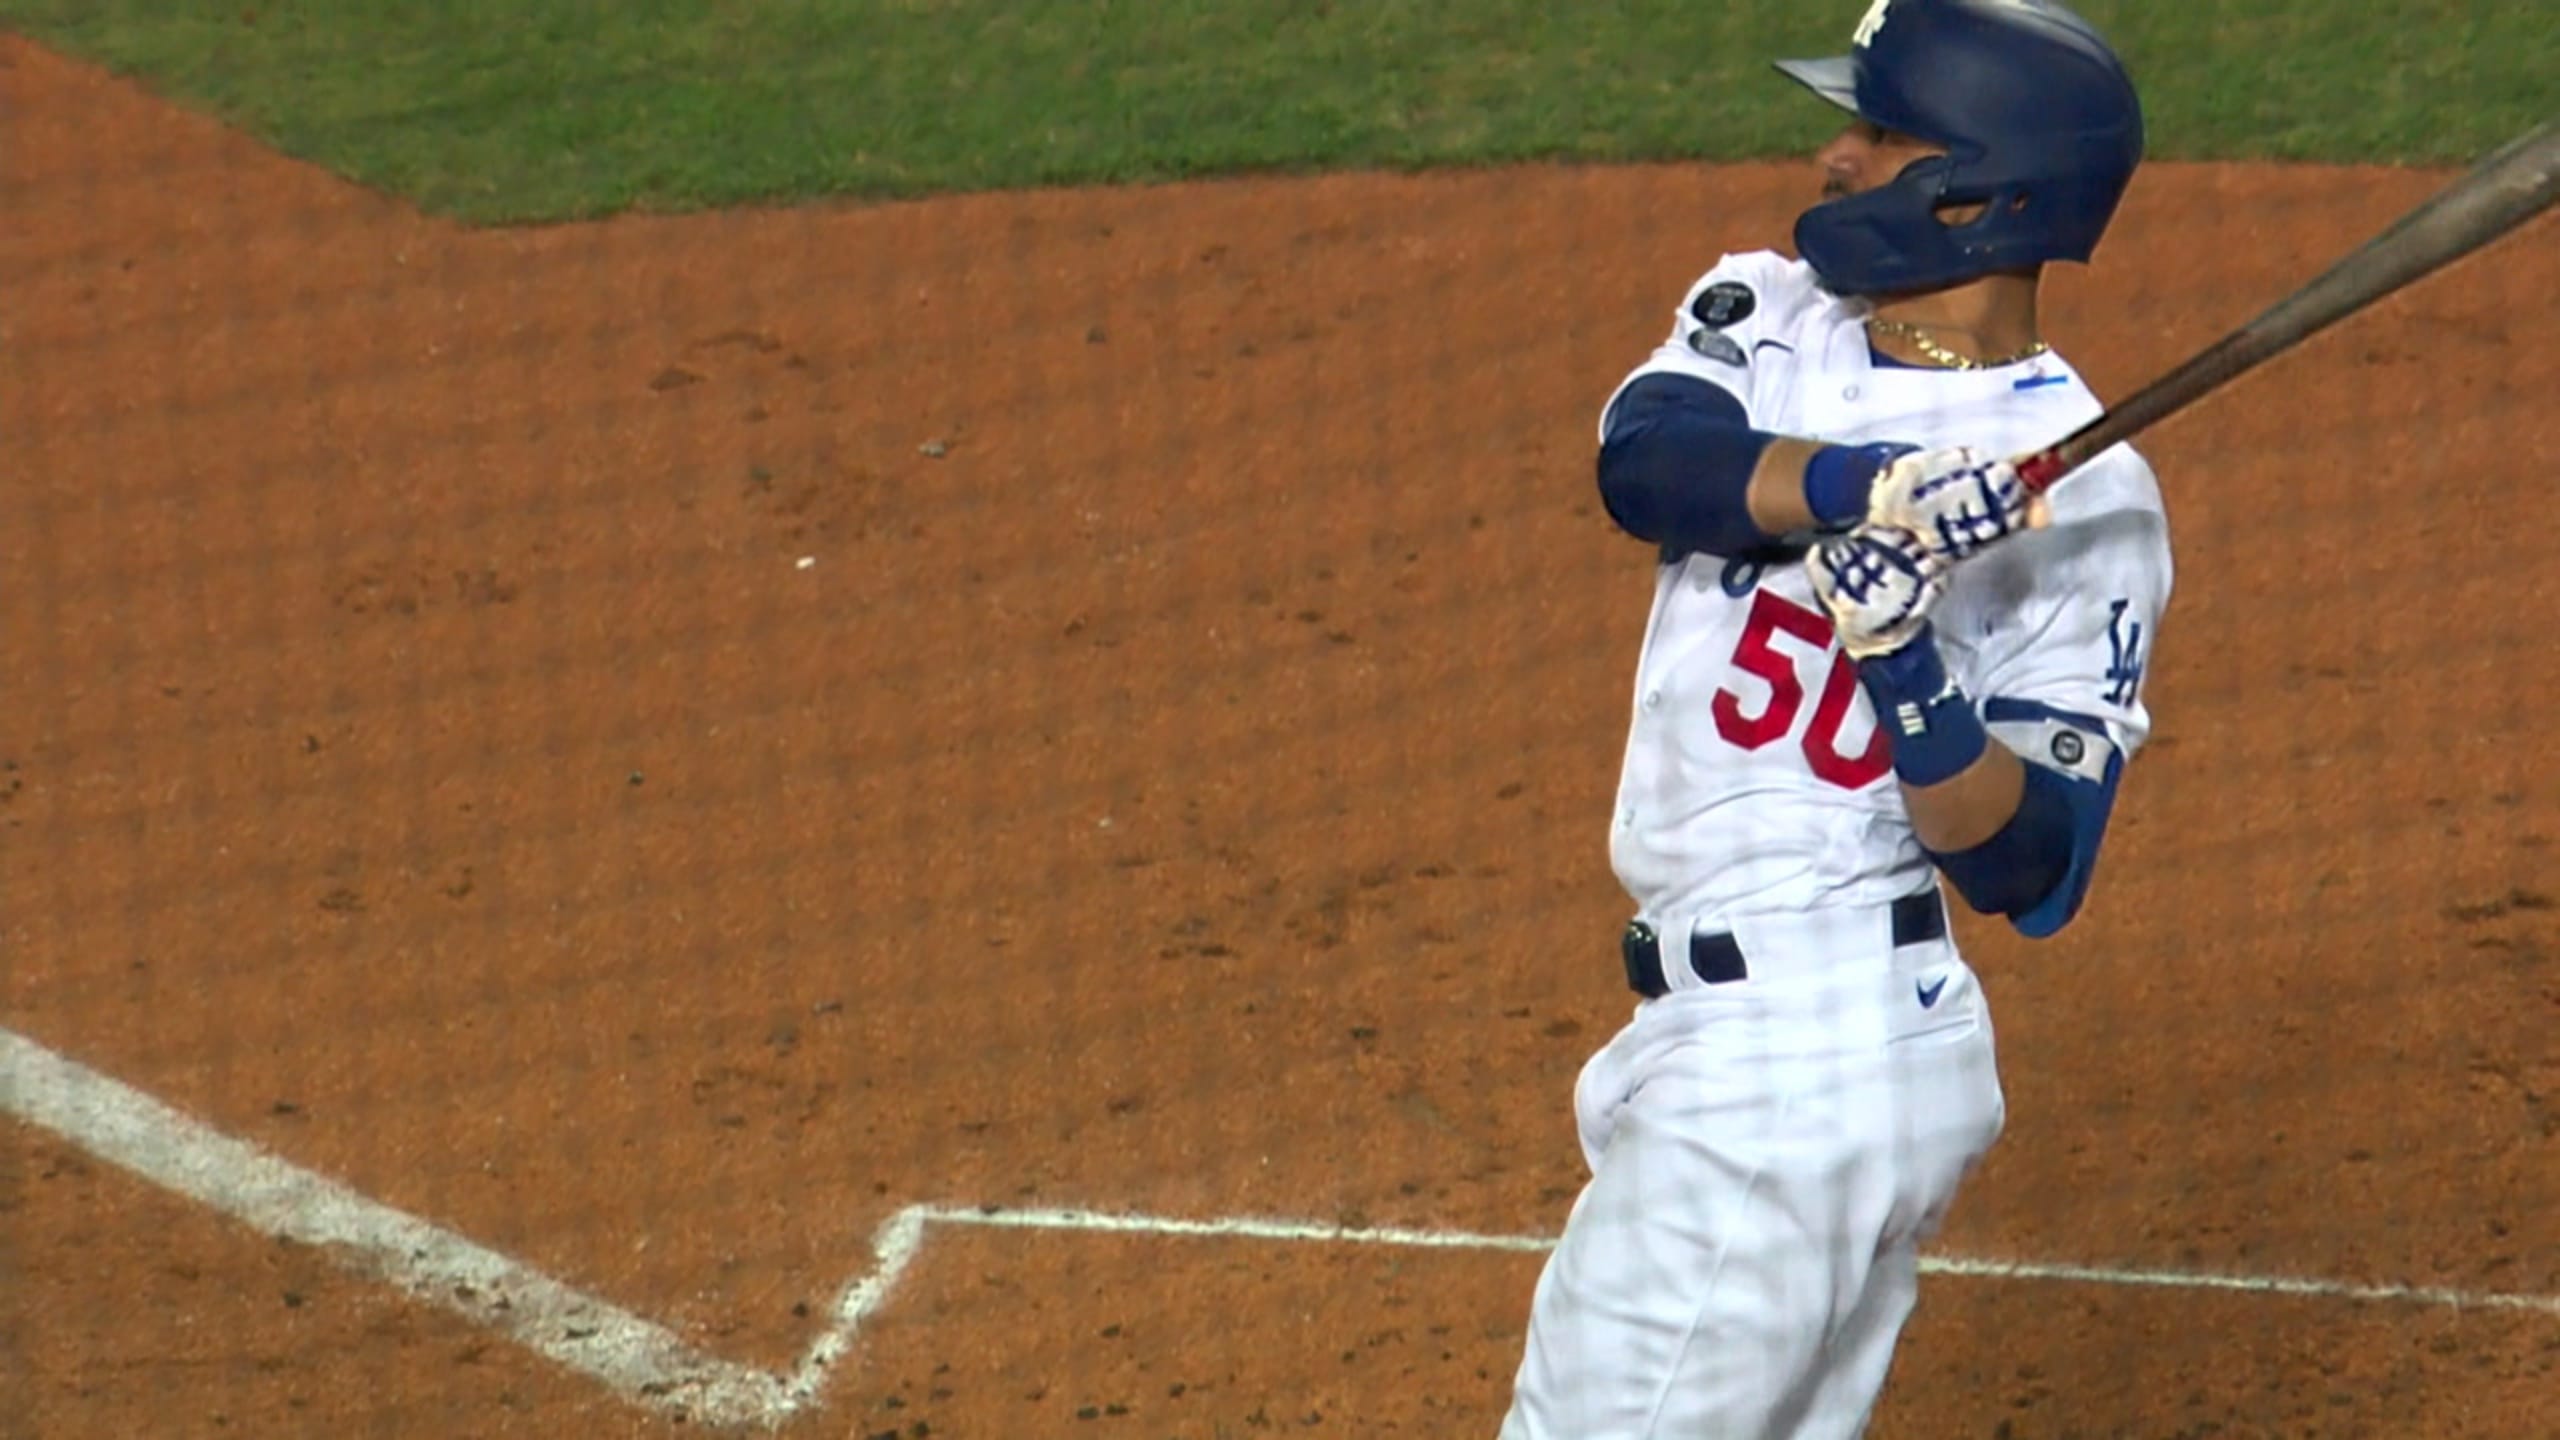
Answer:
1867, 318, 2050, 370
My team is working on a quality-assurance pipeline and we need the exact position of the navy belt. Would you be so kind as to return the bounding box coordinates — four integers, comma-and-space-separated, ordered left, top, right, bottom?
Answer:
1621, 891, 1948, 998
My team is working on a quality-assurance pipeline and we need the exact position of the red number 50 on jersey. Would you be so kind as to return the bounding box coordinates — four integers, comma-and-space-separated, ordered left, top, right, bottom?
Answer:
1711, 590, 1892, 790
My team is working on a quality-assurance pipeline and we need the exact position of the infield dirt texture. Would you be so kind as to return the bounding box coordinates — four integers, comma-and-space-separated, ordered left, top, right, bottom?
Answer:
3, 11, 2556, 1440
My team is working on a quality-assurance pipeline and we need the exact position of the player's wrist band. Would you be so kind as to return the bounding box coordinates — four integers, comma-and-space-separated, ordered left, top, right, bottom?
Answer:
1802, 441, 1919, 530
1855, 628, 1988, 788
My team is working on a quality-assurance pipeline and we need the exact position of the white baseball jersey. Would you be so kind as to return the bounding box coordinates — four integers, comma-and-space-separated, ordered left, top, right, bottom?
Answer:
1599, 250, 2173, 931
1500, 251, 2173, 1440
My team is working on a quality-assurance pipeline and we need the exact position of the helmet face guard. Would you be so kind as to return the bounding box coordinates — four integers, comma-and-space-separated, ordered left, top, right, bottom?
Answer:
1777, 0, 2145, 296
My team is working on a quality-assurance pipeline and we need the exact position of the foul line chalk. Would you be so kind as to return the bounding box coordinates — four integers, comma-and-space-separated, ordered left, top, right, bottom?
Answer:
916, 1204, 2560, 1318
1919, 1252, 2560, 1315
5, 1024, 2554, 1431
0, 1027, 789, 1423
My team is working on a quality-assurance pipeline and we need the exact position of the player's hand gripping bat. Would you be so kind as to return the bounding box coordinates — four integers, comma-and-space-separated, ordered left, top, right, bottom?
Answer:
2015, 117, 2560, 502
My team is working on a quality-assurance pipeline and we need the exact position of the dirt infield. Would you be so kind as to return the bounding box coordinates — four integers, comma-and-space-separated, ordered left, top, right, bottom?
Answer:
4, 33, 2554, 1439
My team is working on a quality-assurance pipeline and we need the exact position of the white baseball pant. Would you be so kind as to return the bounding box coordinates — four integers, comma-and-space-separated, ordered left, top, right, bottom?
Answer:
1499, 901, 2006, 1439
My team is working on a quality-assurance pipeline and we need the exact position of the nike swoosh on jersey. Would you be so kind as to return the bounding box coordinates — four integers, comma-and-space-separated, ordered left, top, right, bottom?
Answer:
1916, 975, 1950, 1009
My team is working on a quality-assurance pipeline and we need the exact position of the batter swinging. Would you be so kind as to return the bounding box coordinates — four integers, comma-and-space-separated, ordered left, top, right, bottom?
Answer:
1499, 2, 2172, 1435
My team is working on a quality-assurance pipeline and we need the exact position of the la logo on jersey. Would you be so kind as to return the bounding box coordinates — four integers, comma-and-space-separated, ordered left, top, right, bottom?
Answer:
1853, 0, 1893, 47
2103, 598, 2146, 706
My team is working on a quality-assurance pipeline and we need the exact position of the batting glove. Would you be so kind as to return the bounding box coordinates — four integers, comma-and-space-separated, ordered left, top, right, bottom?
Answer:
1808, 523, 1950, 661
1865, 445, 2032, 562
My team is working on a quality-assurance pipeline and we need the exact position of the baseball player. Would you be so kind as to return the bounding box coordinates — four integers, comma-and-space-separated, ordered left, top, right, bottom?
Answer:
1497, 2, 2170, 1436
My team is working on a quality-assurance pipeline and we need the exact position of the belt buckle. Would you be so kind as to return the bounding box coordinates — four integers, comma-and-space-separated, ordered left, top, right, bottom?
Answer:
1621, 918, 1656, 959
1620, 919, 1659, 993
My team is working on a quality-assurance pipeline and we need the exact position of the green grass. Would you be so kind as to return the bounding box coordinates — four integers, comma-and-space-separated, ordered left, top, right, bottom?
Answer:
3, 0, 2547, 223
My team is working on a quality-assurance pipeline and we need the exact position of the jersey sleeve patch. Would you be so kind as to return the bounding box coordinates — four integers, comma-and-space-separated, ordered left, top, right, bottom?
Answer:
1690, 281, 1757, 330
1597, 251, 1813, 442
1686, 328, 1747, 366
1675, 276, 1767, 372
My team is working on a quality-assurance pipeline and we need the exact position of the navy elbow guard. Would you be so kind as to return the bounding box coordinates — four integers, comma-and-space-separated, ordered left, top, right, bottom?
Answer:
1927, 724, 2124, 937
1927, 764, 2078, 919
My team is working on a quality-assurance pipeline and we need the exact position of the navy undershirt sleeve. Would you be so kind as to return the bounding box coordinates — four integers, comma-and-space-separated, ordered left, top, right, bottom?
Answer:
1596, 373, 1910, 558
1595, 374, 1775, 556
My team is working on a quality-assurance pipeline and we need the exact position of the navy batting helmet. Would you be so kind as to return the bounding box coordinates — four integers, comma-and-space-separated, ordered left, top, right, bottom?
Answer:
1775, 0, 2144, 296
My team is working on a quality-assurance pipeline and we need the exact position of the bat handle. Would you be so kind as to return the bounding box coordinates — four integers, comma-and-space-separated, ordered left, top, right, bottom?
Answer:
2014, 448, 2072, 495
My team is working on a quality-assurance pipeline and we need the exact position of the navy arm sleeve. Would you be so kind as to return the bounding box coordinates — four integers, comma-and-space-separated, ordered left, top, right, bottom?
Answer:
1595, 374, 1776, 557
1596, 374, 1912, 559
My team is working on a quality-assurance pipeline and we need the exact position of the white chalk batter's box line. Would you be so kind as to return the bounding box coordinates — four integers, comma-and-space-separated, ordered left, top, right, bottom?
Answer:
4, 1025, 2554, 1430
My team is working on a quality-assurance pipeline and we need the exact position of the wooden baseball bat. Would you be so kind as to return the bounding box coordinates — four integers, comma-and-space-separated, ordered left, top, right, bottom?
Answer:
2015, 117, 2560, 494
